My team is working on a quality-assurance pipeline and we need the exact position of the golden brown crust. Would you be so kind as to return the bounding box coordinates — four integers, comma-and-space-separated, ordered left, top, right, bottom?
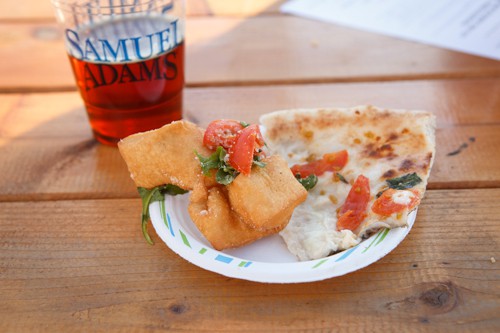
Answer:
188, 176, 287, 250
227, 155, 308, 231
117, 121, 212, 190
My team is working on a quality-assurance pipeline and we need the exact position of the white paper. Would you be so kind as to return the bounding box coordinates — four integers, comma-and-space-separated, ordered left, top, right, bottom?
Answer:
281, 0, 500, 61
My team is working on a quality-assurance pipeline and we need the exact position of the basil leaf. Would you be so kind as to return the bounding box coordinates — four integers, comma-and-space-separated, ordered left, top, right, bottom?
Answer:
240, 121, 250, 128
296, 174, 318, 191
137, 184, 188, 245
386, 172, 422, 190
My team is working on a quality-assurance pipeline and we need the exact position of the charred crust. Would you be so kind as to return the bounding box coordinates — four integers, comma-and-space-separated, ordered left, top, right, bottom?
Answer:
426, 152, 433, 164
382, 169, 396, 179
399, 159, 415, 172
388, 132, 399, 141
364, 143, 396, 159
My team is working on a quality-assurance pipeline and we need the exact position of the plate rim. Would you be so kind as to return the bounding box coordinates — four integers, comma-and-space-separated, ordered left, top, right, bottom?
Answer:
149, 194, 416, 283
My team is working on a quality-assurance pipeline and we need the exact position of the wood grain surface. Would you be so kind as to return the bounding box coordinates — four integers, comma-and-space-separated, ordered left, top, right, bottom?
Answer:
1, 78, 499, 201
2, 16, 500, 91
1, 189, 499, 332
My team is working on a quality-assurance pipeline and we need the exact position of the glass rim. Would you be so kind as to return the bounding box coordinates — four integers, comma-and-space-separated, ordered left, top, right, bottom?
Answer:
51, 0, 176, 12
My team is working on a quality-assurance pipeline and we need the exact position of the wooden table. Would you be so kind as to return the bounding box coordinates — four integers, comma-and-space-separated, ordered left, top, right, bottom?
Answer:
1, 1, 499, 331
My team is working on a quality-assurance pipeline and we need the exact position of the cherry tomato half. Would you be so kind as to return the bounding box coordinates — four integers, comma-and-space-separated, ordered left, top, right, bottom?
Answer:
291, 150, 348, 178
228, 124, 265, 175
203, 119, 244, 150
337, 174, 370, 231
371, 189, 420, 216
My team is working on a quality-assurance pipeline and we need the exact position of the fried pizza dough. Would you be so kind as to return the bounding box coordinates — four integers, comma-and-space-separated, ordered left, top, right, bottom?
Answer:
227, 155, 307, 231
188, 176, 289, 250
118, 120, 212, 190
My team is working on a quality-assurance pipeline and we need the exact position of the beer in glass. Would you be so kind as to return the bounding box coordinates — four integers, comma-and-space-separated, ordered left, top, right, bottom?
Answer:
51, 0, 185, 145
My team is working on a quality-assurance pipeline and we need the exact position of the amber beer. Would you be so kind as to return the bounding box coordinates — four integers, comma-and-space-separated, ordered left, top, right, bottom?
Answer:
64, 13, 184, 145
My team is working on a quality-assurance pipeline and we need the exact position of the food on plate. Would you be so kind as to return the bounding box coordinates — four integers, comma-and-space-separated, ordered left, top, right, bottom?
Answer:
227, 155, 308, 231
118, 119, 307, 250
118, 120, 212, 190
260, 105, 435, 261
188, 169, 290, 250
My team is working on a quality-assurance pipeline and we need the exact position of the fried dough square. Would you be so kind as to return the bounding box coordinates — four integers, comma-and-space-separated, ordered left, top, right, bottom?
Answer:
227, 155, 307, 231
188, 178, 286, 250
118, 121, 212, 190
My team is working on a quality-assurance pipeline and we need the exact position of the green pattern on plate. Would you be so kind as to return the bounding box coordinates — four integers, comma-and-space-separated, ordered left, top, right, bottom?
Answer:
179, 230, 191, 248
312, 258, 329, 269
362, 228, 388, 253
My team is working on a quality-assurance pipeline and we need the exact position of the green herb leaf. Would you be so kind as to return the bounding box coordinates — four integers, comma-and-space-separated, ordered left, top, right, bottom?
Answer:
195, 148, 221, 176
216, 168, 236, 185
138, 187, 159, 245
336, 172, 348, 184
160, 184, 189, 196
196, 146, 240, 185
386, 172, 422, 190
137, 184, 188, 245
253, 155, 266, 168
296, 174, 318, 191
240, 121, 250, 128
253, 160, 266, 168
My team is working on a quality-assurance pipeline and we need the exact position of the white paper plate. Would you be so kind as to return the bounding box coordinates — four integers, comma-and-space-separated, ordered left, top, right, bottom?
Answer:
149, 194, 416, 283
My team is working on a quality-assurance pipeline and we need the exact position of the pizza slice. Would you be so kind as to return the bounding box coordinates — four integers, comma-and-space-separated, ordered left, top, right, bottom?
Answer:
260, 105, 436, 261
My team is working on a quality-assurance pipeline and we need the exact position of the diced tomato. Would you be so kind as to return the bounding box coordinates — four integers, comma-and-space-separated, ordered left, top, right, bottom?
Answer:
228, 124, 265, 175
337, 210, 359, 232
203, 119, 244, 150
337, 175, 370, 231
291, 150, 348, 178
371, 189, 420, 216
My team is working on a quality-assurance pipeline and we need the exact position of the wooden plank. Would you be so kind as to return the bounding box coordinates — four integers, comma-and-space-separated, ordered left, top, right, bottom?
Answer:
185, 16, 500, 86
187, 0, 284, 16
0, 0, 284, 21
2, 17, 500, 91
0, 1, 54, 21
0, 138, 137, 201
183, 78, 500, 128
1, 124, 497, 202
2, 79, 499, 139
1, 77, 500, 200
0, 189, 499, 331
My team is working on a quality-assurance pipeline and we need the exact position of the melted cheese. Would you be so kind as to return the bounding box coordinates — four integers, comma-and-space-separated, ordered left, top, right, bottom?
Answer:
392, 190, 415, 205
279, 174, 360, 261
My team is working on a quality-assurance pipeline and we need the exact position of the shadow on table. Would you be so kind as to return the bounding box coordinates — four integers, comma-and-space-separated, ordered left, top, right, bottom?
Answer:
0, 95, 137, 201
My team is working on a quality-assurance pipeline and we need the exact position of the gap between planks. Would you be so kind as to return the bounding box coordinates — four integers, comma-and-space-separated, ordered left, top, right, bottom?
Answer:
1, 72, 500, 94
1, 186, 499, 204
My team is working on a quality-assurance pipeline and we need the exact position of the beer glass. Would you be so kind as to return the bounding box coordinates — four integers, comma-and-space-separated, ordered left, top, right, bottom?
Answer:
51, 0, 185, 145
